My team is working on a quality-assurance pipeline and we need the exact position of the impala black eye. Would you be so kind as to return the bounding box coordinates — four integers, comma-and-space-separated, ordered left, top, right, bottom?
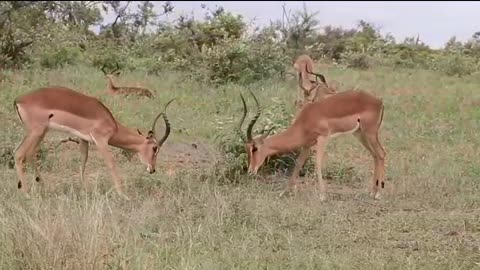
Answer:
252, 146, 258, 153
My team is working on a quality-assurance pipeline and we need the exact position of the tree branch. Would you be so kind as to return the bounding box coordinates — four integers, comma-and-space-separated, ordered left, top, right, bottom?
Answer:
111, 0, 131, 38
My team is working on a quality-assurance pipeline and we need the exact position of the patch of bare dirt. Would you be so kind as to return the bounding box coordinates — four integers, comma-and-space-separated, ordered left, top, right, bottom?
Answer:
158, 140, 218, 175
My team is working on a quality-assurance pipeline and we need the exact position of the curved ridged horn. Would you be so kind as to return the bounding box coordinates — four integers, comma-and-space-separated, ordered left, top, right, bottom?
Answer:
237, 93, 248, 143
112, 61, 121, 75
101, 64, 108, 75
305, 66, 327, 86
246, 89, 261, 142
298, 75, 318, 96
150, 98, 176, 146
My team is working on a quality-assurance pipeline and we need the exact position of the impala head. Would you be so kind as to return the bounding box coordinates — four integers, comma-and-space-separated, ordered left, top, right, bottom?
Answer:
298, 75, 336, 99
136, 98, 176, 173
237, 90, 274, 175
101, 62, 121, 78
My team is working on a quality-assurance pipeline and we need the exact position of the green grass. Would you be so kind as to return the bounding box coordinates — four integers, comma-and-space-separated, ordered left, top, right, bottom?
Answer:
0, 64, 479, 269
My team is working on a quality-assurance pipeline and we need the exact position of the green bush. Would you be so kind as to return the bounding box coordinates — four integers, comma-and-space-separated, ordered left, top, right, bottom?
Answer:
87, 41, 128, 74
39, 47, 81, 69
195, 37, 288, 85
340, 51, 372, 70
434, 54, 477, 77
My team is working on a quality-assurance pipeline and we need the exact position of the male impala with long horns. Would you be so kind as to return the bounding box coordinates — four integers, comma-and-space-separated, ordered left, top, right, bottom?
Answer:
237, 89, 386, 201
13, 86, 175, 200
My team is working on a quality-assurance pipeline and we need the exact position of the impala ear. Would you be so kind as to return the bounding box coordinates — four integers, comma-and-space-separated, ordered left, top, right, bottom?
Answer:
147, 130, 155, 139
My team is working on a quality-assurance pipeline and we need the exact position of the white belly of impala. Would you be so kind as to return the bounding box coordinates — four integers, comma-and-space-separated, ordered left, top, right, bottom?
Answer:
329, 121, 360, 139
48, 122, 93, 142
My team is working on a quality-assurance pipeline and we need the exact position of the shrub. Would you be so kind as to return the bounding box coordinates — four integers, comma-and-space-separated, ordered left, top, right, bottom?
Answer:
340, 51, 372, 70
435, 54, 477, 77
195, 37, 288, 85
39, 47, 82, 69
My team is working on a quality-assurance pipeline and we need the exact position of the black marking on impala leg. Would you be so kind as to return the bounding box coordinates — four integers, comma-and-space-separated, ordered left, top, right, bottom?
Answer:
17, 181, 22, 189
381, 181, 385, 189
376, 179, 379, 186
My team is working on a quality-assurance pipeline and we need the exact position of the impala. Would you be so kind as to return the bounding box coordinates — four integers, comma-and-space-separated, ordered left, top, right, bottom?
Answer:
237, 89, 386, 201
295, 75, 337, 111
13, 86, 175, 200
101, 63, 155, 98
293, 54, 328, 104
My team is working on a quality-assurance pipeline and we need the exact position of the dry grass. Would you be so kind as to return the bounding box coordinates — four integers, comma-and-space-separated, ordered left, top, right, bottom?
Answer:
0, 65, 479, 269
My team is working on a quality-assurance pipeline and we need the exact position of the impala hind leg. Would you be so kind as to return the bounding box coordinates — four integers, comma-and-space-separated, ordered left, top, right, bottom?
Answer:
14, 128, 47, 193
314, 136, 328, 201
364, 132, 386, 200
26, 131, 47, 183
354, 132, 377, 198
355, 130, 386, 200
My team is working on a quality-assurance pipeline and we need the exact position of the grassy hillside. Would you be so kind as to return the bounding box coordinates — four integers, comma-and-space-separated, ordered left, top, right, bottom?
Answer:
0, 65, 479, 269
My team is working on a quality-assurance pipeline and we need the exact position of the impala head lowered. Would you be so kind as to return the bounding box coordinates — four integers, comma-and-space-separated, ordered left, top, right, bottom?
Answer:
235, 87, 386, 201
237, 90, 274, 175
137, 98, 176, 173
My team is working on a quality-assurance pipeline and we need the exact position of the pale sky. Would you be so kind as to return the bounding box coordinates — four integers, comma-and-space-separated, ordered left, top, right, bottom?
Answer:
101, 1, 480, 49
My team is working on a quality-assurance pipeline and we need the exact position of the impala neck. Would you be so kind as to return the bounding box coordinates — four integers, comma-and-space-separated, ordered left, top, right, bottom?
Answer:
108, 123, 145, 152
262, 127, 306, 156
107, 76, 117, 91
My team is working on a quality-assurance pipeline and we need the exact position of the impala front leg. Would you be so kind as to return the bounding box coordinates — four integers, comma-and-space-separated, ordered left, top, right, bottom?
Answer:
26, 132, 47, 184
94, 139, 130, 201
79, 139, 89, 188
288, 146, 311, 189
14, 129, 46, 193
314, 136, 328, 201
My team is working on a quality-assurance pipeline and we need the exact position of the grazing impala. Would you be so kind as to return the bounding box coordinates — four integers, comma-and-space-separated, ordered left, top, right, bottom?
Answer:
101, 63, 154, 98
13, 86, 175, 200
237, 89, 386, 201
